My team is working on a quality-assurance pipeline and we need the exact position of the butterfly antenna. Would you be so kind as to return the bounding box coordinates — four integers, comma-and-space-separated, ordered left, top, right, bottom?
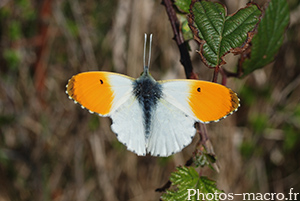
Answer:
143, 33, 153, 73
148, 34, 152, 68
143, 33, 147, 70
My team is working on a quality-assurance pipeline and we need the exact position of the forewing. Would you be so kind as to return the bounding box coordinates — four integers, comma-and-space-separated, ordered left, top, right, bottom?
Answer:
66, 71, 134, 116
67, 71, 146, 155
159, 79, 239, 123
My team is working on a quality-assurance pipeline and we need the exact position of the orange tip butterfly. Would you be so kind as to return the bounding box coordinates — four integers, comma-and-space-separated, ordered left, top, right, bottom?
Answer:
66, 34, 240, 157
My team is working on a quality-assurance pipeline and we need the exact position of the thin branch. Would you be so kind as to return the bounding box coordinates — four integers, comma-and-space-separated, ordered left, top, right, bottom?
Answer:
212, 66, 219, 83
158, 0, 215, 195
161, 0, 195, 79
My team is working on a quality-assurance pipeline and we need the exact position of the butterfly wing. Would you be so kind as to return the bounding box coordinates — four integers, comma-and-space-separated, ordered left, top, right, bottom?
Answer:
110, 96, 146, 156
66, 71, 134, 116
146, 98, 196, 157
145, 79, 239, 157
66, 71, 147, 155
159, 79, 240, 123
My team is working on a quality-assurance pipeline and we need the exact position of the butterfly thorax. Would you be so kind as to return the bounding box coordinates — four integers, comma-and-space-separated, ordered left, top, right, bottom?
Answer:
133, 69, 162, 139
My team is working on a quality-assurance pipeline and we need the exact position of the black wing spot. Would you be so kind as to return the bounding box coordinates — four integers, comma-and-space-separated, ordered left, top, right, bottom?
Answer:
100, 79, 104, 84
197, 87, 201, 92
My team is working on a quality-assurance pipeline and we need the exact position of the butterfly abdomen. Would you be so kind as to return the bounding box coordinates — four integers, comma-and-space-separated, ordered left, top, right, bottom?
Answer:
133, 76, 162, 138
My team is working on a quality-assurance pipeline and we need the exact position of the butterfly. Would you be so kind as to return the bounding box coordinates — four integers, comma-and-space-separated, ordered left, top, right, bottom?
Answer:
66, 34, 240, 157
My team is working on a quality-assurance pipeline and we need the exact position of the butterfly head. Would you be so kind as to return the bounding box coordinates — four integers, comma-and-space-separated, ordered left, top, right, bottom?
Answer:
137, 65, 156, 83
142, 65, 150, 76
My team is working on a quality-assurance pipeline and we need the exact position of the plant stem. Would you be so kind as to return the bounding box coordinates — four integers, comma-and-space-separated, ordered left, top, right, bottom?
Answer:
161, 0, 195, 79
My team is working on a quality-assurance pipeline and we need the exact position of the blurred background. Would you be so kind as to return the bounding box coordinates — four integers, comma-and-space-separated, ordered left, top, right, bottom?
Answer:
0, 0, 299, 200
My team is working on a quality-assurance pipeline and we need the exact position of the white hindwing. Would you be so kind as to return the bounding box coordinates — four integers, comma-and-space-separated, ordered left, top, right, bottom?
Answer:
146, 98, 196, 157
110, 96, 146, 156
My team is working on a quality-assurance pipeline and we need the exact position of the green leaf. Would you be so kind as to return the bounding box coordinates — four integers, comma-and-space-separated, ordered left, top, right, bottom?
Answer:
193, 146, 217, 170
241, 0, 290, 76
161, 166, 223, 201
188, 0, 261, 68
178, 14, 193, 41
194, 152, 210, 167
175, 0, 192, 13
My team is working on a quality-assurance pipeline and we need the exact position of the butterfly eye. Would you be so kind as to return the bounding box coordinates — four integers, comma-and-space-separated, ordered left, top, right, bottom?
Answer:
197, 87, 201, 92
100, 79, 104, 84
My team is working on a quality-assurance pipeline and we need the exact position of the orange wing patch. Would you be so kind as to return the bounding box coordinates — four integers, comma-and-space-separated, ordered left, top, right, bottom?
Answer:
66, 72, 114, 116
188, 81, 239, 123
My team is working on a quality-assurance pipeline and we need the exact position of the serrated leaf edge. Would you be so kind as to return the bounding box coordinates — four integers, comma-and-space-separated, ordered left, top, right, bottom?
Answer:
162, 166, 224, 201
188, 0, 262, 68
239, 0, 290, 77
